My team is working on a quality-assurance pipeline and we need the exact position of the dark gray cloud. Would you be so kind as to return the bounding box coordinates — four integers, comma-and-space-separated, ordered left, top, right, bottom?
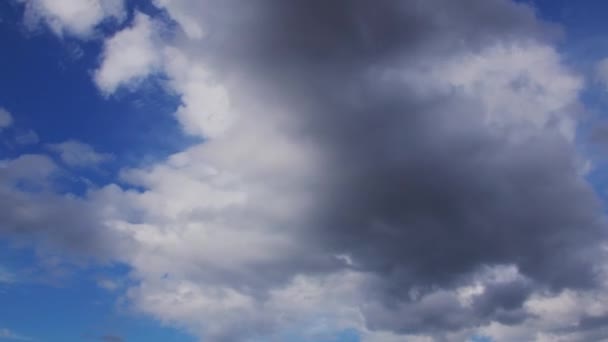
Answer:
162, 0, 607, 337
314, 96, 603, 290
189, 0, 550, 68
191, 0, 603, 281
358, 277, 535, 336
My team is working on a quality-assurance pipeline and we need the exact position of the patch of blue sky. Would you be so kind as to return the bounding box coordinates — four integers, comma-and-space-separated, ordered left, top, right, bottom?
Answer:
469, 335, 495, 342
0, 1, 195, 185
272, 327, 361, 342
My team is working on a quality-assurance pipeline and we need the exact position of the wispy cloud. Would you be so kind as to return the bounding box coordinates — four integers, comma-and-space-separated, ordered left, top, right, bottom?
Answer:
100, 335, 123, 342
0, 328, 32, 341
0, 267, 16, 285
47, 140, 113, 168
0, 108, 13, 129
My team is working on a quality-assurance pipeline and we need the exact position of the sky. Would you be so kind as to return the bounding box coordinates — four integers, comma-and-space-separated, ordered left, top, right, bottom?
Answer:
3, 1, 608, 341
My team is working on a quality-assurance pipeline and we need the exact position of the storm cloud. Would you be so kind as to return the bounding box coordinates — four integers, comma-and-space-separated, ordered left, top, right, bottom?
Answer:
163, 0, 605, 302
6, 0, 608, 341
97, 0, 608, 339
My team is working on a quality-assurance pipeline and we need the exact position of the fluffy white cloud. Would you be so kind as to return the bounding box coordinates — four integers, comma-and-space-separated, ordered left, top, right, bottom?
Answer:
94, 12, 162, 94
0, 108, 13, 129
161, 47, 234, 138
401, 43, 582, 141
95, 25, 233, 137
19, 0, 125, 38
47, 140, 112, 167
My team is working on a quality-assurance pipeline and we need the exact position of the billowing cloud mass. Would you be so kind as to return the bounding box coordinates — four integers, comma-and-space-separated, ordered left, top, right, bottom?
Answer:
7, 0, 608, 341
18, 0, 125, 38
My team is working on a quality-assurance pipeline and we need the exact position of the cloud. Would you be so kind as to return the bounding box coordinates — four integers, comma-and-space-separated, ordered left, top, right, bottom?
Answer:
96, 278, 119, 291
14, 130, 39, 146
0, 108, 13, 129
596, 58, 608, 90
161, 47, 234, 138
18, 0, 125, 38
47, 140, 112, 167
0, 267, 17, 284
99, 335, 123, 342
0, 154, 126, 260
0, 328, 31, 341
94, 12, 162, 94
152, 0, 204, 40
9, 0, 608, 341
83, 0, 608, 341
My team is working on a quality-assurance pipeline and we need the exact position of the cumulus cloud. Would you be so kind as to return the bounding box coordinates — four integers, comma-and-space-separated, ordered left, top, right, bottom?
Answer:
9, 0, 608, 341
47, 140, 112, 167
0, 154, 125, 259
84, 1, 608, 341
18, 0, 125, 38
0, 108, 13, 129
94, 12, 162, 94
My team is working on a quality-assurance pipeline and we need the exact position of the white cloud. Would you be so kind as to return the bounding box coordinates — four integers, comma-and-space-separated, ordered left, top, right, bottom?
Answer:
0, 108, 13, 129
47, 140, 112, 167
161, 48, 234, 138
94, 13, 162, 95
94, 18, 232, 137
391, 42, 582, 142
19, 0, 125, 38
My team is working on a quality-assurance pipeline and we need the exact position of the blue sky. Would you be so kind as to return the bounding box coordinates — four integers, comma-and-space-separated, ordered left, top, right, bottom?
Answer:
2, 1, 608, 341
